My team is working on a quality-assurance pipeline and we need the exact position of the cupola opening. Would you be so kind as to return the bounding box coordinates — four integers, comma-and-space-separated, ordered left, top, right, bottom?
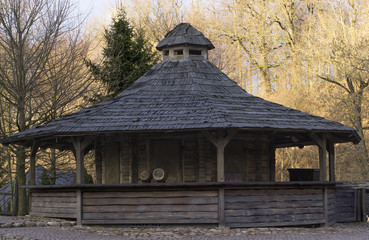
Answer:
174, 49, 183, 55
189, 49, 202, 55
156, 23, 214, 61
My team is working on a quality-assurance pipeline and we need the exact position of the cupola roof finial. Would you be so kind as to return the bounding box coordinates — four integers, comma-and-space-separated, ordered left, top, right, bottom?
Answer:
156, 23, 214, 51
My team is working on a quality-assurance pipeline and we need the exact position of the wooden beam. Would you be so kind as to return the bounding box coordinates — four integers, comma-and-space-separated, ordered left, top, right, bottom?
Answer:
72, 138, 84, 185
73, 138, 83, 185
72, 137, 94, 185
311, 133, 324, 148
201, 131, 218, 147
29, 141, 40, 186
203, 130, 237, 182
361, 188, 366, 222
318, 134, 327, 181
95, 137, 102, 184
327, 141, 335, 182
217, 131, 225, 182
224, 129, 237, 146
269, 145, 276, 181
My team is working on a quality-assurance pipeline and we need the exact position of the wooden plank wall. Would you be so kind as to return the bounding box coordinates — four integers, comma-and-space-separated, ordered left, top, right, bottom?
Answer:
30, 191, 77, 219
183, 138, 198, 182
101, 133, 273, 184
335, 188, 358, 222
224, 188, 326, 228
120, 140, 130, 183
327, 188, 336, 225
198, 136, 216, 182
82, 190, 219, 224
198, 135, 206, 182
365, 189, 369, 218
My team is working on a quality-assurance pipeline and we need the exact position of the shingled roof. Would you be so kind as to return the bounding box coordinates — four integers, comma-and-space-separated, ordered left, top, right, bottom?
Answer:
1, 23, 360, 146
156, 23, 214, 50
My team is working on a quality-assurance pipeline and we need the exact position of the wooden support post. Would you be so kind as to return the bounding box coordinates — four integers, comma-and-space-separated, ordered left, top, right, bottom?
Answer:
95, 137, 102, 184
327, 141, 335, 182
319, 134, 327, 181
73, 138, 84, 185
217, 132, 225, 182
323, 187, 328, 226
312, 133, 327, 181
269, 145, 276, 181
218, 188, 225, 227
361, 188, 366, 222
72, 137, 93, 226
95, 150, 102, 184
29, 141, 39, 186
72, 137, 93, 185
202, 129, 237, 182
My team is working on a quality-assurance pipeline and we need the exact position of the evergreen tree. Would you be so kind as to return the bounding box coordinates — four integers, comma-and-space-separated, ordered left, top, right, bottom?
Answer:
86, 5, 158, 102
40, 169, 51, 185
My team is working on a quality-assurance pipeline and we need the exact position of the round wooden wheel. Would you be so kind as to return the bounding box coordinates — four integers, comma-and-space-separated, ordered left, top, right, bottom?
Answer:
138, 169, 151, 182
152, 168, 165, 181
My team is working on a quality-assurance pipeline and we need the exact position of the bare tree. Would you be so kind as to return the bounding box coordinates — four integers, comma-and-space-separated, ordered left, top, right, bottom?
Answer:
0, 0, 91, 215
125, 0, 186, 44
314, 0, 369, 178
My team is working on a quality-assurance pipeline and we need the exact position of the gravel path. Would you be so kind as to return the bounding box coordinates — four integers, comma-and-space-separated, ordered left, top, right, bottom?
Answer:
0, 227, 369, 240
0, 215, 367, 239
0, 227, 122, 240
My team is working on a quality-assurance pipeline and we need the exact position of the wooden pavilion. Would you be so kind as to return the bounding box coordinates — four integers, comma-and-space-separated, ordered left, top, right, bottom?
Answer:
1, 23, 361, 227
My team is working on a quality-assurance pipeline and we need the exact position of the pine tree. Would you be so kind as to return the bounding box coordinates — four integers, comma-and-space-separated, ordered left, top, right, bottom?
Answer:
40, 169, 51, 185
86, 6, 158, 102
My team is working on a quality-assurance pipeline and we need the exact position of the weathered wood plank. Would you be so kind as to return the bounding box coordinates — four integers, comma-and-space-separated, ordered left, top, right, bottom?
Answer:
77, 189, 82, 226
83, 204, 218, 213
31, 192, 76, 197
226, 189, 322, 196
31, 207, 76, 214
32, 197, 77, 203
335, 188, 358, 223
31, 201, 77, 208
83, 190, 218, 198
227, 219, 325, 228
225, 201, 323, 210
323, 187, 328, 226
218, 188, 225, 226
225, 194, 323, 203
83, 211, 218, 220
225, 207, 323, 217
82, 218, 218, 225
225, 213, 324, 224
83, 196, 218, 206
30, 212, 76, 219
336, 212, 357, 219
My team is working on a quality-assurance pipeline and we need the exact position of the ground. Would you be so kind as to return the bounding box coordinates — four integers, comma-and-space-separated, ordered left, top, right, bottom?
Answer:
0, 216, 368, 239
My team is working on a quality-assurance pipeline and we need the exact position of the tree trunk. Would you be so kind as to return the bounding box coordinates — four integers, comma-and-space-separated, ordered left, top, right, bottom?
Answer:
259, 47, 271, 95
16, 97, 28, 215
350, 91, 369, 179
15, 146, 27, 216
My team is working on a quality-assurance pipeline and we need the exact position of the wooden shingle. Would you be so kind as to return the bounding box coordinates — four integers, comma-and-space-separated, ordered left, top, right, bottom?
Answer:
1, 24, 360, 146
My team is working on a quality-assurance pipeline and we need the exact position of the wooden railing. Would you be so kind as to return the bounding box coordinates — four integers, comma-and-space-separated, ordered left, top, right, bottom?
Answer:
27, 182, 336, 227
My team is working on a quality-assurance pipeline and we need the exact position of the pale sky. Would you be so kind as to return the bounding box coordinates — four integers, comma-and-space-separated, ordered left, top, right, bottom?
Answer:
76, 0, 118, 20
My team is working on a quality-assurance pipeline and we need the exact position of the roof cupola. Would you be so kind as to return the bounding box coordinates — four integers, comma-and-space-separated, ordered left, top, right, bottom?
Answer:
156, 23, 214, 61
